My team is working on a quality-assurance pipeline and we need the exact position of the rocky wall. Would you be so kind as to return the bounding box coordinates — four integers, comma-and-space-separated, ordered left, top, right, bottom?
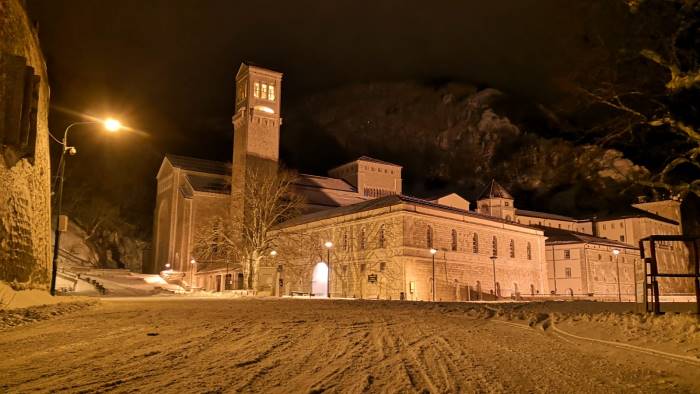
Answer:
0, 0, 51, 288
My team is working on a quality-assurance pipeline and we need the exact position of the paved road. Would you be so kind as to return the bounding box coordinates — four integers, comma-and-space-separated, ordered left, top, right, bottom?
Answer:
1, 298, 697, 393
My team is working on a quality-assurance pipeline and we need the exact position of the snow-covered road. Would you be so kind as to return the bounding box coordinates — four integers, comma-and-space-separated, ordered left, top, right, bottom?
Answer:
1, 298, 698, 393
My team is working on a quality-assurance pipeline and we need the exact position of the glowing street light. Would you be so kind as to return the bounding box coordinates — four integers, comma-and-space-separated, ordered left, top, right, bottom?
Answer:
324, 241, 333, 298
430, 248, 437, 301
50, 118, 125, 296
104, 118, 122, 132
189, 258, 197, 289
270, 250, 278, 257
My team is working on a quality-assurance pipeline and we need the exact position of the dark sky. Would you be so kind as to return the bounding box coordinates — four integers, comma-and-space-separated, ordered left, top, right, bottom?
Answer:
25, 0, 625, 233
27, 1, 615, 158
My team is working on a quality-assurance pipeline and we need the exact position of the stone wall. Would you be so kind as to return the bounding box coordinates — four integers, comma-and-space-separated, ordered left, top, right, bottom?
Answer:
0, 0, 51, 288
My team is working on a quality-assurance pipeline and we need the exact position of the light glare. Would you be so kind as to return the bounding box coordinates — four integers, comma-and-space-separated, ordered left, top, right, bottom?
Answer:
104, 118, 122, 132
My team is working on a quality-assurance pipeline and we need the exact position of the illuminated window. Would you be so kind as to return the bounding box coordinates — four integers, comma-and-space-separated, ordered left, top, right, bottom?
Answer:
472, 234, 479, 254
268, 84, 275, 101
261, 83, 268, 99
509, 240, 515, 258
254, 82, 260, 98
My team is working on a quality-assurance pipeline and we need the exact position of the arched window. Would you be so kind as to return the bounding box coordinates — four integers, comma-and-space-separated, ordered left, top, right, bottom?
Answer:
360, 228, 366, 250
492, 236, 498, 257
509, 239, 515, 258
379, 225, 386, 248
526, 242, 532, 260
426, 226, 433, 248
451, 229, 458, 251
472, 233, 479, 254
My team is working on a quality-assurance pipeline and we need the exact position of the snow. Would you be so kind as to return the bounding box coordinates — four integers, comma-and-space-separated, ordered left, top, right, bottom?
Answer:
1, 298, 699, 392
0, 282, 86, 310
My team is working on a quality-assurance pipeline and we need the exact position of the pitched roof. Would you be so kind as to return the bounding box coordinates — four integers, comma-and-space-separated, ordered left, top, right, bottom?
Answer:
516, 209, 579, 222
477, 179, 513, 200
165, 154, 231, 176
275, 194, 537, 231
185, 174, 231, 194
534, 226, 637, 249
294, 174, 356, 193
594, 206, 679, 226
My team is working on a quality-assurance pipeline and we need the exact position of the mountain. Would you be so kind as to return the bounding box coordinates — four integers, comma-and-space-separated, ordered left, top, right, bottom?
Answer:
281, 81, 650, 216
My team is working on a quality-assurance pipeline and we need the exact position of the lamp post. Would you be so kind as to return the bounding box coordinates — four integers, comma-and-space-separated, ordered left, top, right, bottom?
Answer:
50, 118, 122, 296
324, 241, 333, 298
430, 248, 437, 301
190, 258, 197, 290
270, 250, 278, 296
490, 255, 497, 299
613, 249, 622, 302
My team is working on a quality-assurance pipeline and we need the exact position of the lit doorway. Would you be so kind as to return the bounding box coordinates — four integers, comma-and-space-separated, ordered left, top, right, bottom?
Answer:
312, 262, 328, 297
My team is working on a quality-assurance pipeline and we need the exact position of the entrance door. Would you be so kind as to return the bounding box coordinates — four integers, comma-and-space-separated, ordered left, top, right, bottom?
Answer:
311, 262, 328, 297
215, 275, 222, 292
225, 274, 233, 290
236, 273, 245, 289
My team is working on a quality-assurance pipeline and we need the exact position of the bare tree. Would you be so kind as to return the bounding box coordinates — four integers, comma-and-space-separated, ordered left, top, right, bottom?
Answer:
572, 0, 700, 198
233, 165, 305, 290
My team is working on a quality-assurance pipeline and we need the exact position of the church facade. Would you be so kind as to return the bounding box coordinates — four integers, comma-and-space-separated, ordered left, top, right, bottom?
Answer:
152, 62, 689, 301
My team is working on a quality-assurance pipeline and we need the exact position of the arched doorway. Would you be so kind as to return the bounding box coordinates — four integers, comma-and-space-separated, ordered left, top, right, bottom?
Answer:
312, 262, 328, 297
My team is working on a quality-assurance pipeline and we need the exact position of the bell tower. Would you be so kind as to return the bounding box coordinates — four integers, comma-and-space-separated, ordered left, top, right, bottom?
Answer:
231, 62, 283, 216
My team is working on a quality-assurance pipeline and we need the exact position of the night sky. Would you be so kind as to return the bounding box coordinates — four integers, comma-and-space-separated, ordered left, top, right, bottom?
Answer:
26, 0, 635, 234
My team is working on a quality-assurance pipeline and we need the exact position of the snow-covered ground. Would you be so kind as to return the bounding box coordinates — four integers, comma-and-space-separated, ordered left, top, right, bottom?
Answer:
1, 298, 698, 393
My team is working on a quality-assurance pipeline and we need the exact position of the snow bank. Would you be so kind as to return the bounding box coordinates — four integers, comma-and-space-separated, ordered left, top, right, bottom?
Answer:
0, 282, 87, 310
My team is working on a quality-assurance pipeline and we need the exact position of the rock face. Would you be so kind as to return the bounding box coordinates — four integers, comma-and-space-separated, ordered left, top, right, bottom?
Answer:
0, 0, 52, 289
57, 219, 146, 273
282, 82, 650, 216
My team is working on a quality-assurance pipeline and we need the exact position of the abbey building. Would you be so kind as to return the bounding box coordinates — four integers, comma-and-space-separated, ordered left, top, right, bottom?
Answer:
152, 63, 687, 301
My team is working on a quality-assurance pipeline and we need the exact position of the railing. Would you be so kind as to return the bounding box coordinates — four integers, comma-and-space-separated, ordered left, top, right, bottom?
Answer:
639, 235, 700, 314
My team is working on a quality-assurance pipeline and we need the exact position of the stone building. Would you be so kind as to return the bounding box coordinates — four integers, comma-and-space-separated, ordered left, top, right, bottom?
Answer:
514, 199, 689, 296
272, 194, 546, 301
0, 0, 52, 287
152, 62, 689, 301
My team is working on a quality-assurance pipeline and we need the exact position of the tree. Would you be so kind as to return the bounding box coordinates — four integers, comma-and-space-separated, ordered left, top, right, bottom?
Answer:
571, 0, 700, 198
234, 165, 304, 290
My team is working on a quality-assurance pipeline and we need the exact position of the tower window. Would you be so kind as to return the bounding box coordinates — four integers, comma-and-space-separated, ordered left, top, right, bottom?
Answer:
254, 82, 260, 98
261, 83, 268, 99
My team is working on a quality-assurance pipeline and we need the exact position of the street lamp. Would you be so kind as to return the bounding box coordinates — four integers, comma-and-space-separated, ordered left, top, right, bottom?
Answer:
490, 255, 497, 299
50, 118, 123, 296
430, 248, 437, 301
613, 249, 622, 302
324, 241, 333, 298
190, 258, 197, 290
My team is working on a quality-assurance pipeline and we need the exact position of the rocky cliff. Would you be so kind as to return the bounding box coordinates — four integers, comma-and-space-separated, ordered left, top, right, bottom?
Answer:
282, 82, 650, 216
